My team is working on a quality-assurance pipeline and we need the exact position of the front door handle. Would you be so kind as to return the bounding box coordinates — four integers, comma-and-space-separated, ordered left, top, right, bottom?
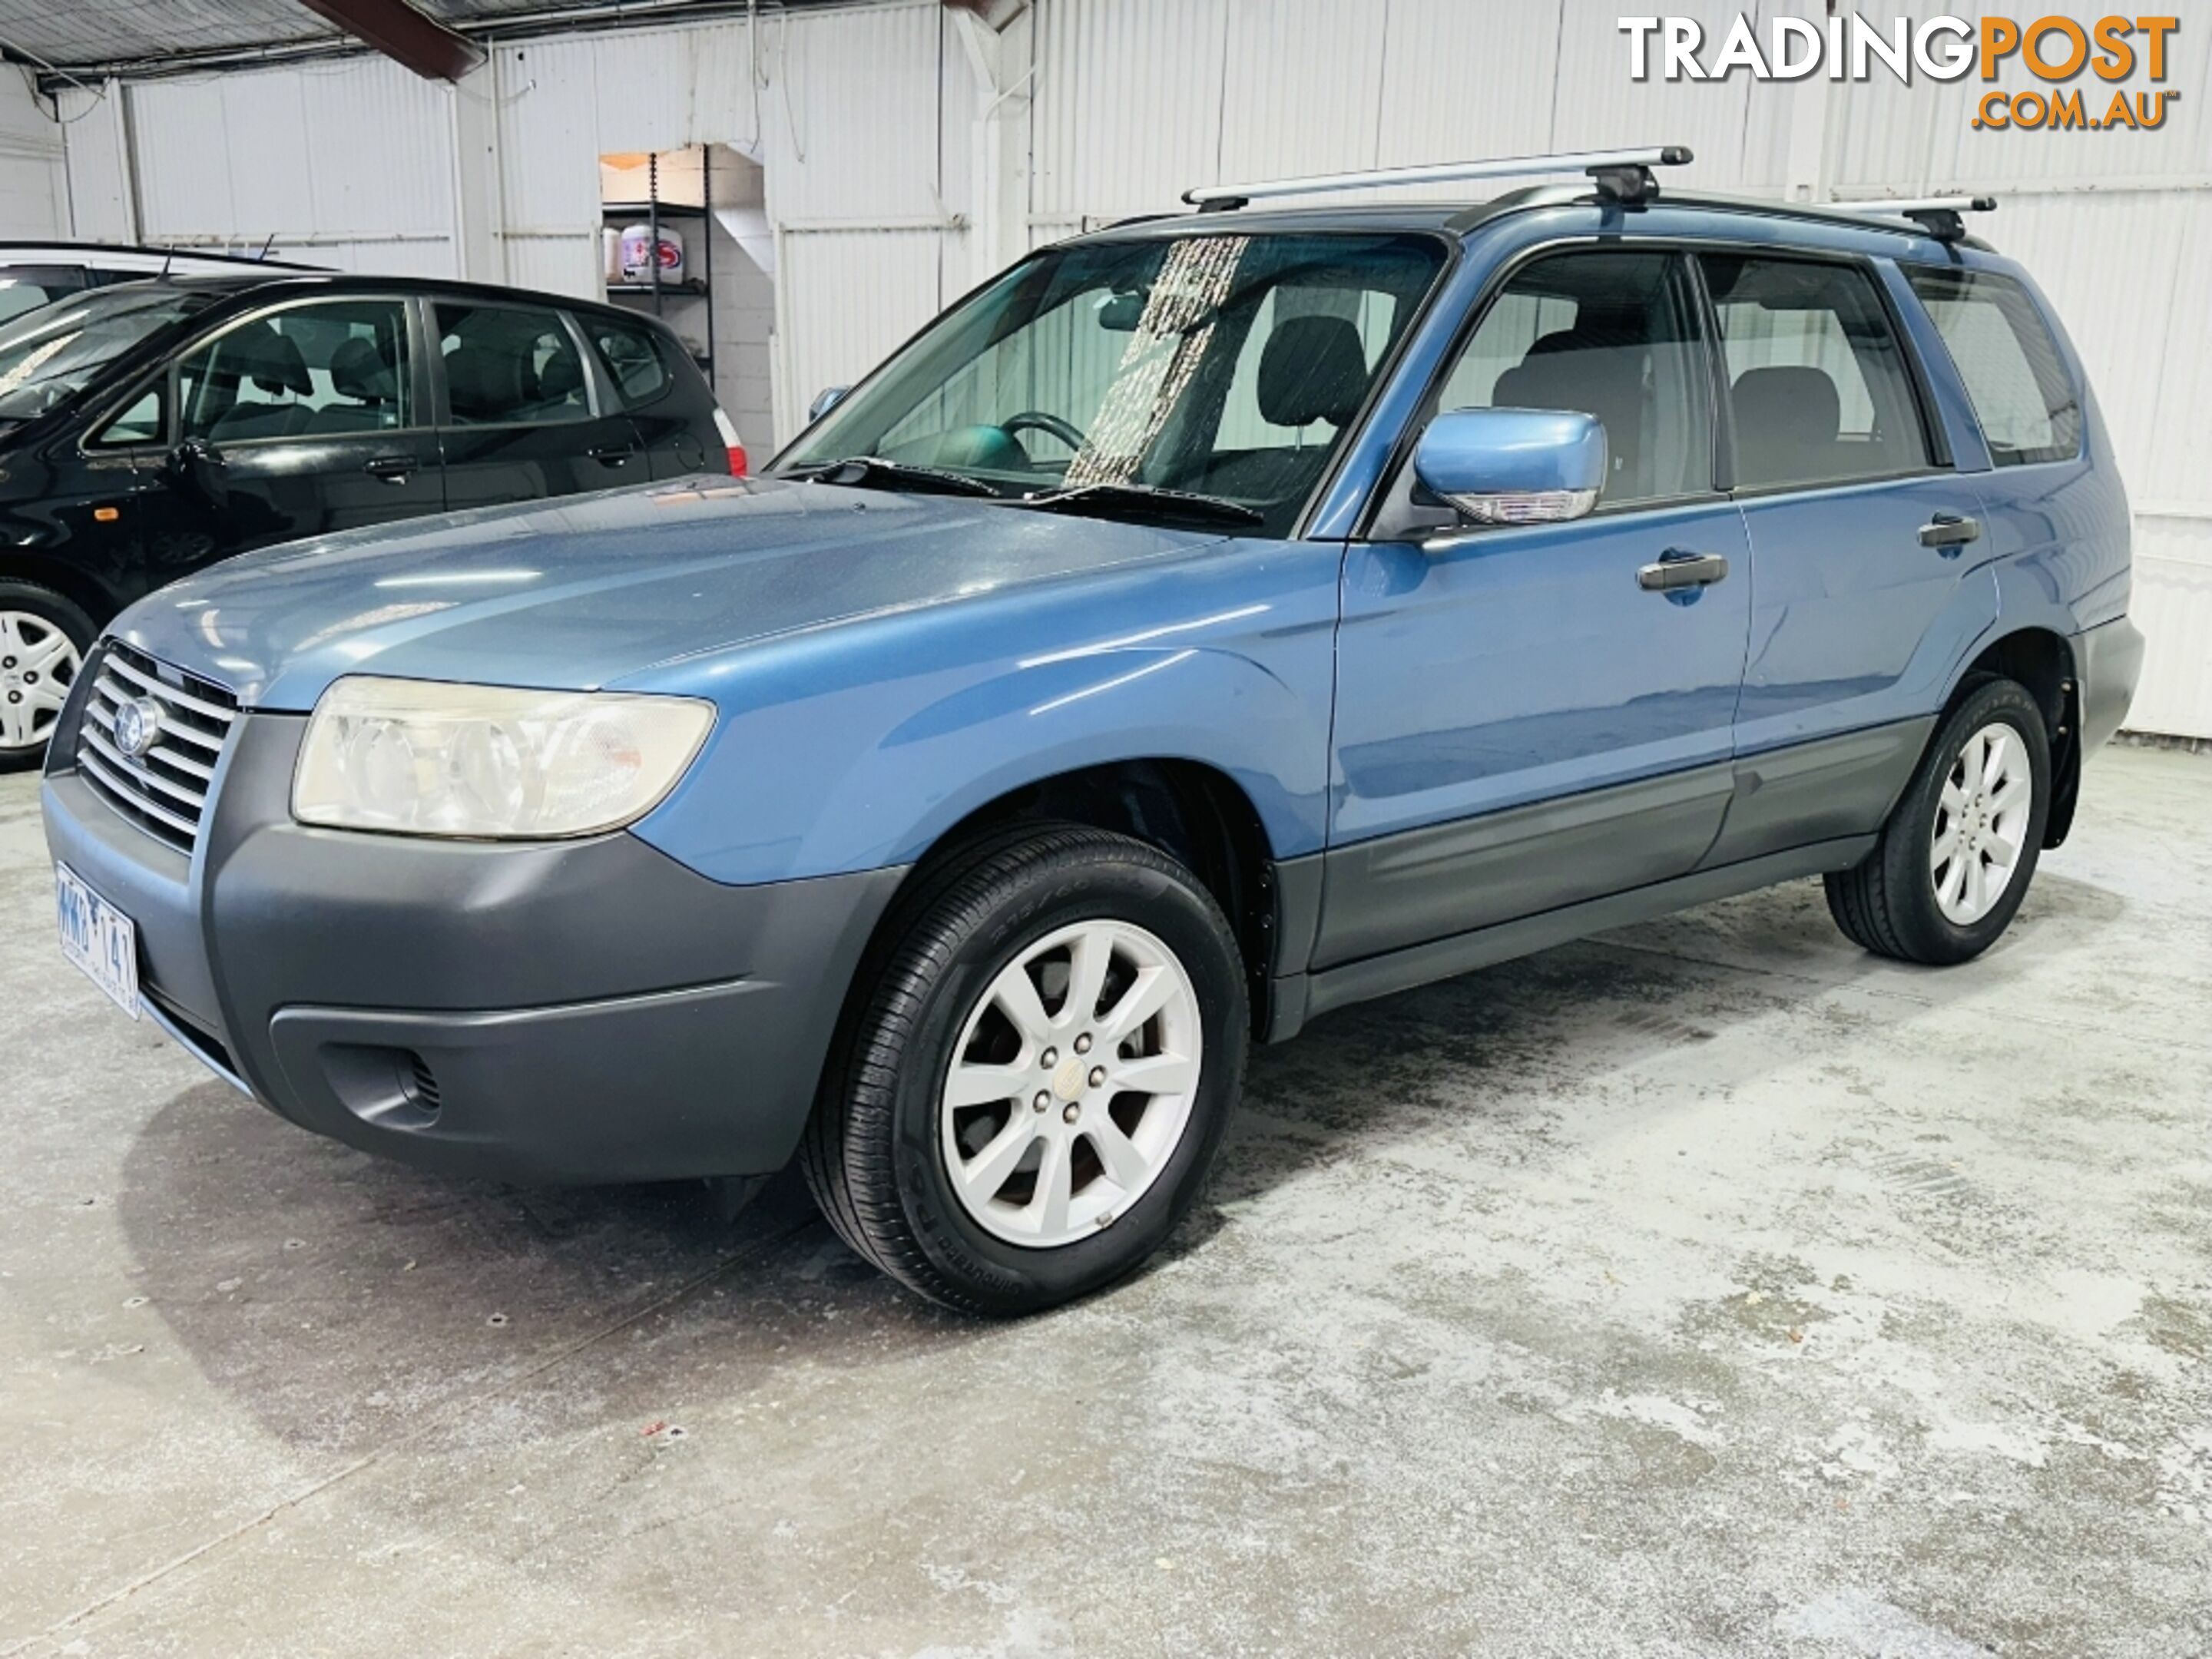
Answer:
1637, 550, 1730, 591
1919, 512, 1982, 551
588, 445, 635, 469
364, 455, 415, 485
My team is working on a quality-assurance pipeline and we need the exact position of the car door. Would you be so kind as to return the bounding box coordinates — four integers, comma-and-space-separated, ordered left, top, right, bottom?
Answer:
74, 294, 445, 588
432, 299, 645, 509
1320, 248, 1751, 969
1701, 251, 1992, 865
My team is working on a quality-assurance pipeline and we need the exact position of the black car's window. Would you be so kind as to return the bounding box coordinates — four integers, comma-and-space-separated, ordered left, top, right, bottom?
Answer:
0, 286, 211, 424
178, 299, 414, 443
584, 314, 672, 409
1704, 254, 1932, 490
782, 232, 1448, 538
1429, 250, 1714, 508
1904, 267, 2081, 467
435, 303, 592, 426
93, 387, 164, 447
0, 266, 90, 325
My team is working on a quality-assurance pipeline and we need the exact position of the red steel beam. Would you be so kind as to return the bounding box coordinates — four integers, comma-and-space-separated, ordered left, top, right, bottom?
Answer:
296, 0, 485, 81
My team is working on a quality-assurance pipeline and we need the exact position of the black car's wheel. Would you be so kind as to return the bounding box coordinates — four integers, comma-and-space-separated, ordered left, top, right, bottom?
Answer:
800, 826, 1248, 1316
0, 582, 94, 773
1826, 677, 2052, 965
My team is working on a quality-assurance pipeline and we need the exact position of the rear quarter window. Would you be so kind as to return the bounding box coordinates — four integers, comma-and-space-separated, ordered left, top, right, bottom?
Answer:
1904, 267, 2081, 468
584, 314, 674, 409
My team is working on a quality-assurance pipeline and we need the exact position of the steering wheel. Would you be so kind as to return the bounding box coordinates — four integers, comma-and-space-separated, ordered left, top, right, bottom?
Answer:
1002, 410, 1088, 453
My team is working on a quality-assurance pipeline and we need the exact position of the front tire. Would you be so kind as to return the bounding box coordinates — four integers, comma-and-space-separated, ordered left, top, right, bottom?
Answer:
1826, 677, 2051, 965
0, 583, 94, 773
800, 826, 1248, 1316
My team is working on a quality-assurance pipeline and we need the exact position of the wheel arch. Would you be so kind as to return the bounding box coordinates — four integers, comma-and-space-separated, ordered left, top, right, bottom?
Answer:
851, 758, 1286, 1042
0, 553, 114, 635
1950, 625, 2080, 848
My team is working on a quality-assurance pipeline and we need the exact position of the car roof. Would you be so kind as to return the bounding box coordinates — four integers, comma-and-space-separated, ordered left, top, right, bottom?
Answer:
1063, 186, 1995, 255
0, 240, 325, 271
93, 270, 682, 331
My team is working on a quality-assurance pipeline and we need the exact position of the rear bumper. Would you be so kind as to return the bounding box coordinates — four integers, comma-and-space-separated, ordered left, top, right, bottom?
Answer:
44, 702, 904, 1184
2075, 614, 2144, 753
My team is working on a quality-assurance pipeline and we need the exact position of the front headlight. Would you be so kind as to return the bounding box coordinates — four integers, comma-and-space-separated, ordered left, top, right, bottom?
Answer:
293, 677, 715, 839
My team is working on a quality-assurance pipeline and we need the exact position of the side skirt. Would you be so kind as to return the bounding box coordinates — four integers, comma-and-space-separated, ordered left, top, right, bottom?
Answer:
1263, 834, 1875, 1041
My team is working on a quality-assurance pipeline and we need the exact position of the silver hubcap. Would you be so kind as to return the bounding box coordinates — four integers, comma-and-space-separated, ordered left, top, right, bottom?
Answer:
0, 612, 80, 751
940, 919, 1203, 1248
1932, 721, 2032, 926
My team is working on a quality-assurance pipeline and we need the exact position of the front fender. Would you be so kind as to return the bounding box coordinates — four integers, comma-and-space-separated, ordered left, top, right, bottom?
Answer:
625, 540, 1345, 886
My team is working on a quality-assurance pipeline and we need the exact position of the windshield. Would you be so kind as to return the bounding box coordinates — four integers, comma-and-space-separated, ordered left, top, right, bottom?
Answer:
0, 286, 212, 422
779, 231, 1448, 536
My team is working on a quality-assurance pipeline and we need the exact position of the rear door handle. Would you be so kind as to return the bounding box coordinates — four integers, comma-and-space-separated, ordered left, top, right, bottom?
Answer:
1919, 512, 1982, 551
364, 455, 415, 484
588, 445, 636, 469
1637, 551, 1730, 591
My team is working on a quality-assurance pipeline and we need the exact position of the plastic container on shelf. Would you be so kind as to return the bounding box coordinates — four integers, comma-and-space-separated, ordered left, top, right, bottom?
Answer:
618, 223, 686, 285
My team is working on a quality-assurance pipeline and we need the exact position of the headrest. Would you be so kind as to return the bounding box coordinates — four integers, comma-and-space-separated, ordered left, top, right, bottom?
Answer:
1257, 313, 1369, 429
231, 325, 313, 398
535, 346, 584, 402
443, 344, 526, 419
1492, 332, 1645, 433
329, 337, 396, 405
1730, 366, 1842, 482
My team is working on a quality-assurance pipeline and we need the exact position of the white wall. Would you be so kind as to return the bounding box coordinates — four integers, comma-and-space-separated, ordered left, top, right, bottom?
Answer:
0, 69, 67, 239
54, 0, 2212, 736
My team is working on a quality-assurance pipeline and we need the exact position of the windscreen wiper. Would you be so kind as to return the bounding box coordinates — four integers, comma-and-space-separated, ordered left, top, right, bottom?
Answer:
1018, 481, 1263, 530
786, 455, 1001, 498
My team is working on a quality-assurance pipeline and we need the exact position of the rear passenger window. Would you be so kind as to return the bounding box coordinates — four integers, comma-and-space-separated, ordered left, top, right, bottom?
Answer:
435, 303, 591, 426
584, 316, 672, 409
1432, 249, 1714, 508
177, 299, 413, 444
1904, 267, 2081, 467
1704, 256, 1931, 491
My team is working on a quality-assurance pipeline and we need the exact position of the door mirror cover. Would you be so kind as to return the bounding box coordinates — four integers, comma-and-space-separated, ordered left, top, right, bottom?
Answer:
166, 437, 230, 506
1413, 408, 1606, 527
807, 386, 851, 424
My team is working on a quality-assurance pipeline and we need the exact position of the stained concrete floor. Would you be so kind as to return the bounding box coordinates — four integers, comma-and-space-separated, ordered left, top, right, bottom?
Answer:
1, 747, 2207, 1658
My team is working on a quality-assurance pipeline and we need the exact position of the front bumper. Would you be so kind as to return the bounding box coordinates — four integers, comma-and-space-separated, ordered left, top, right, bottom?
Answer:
43, 698, 904, 1184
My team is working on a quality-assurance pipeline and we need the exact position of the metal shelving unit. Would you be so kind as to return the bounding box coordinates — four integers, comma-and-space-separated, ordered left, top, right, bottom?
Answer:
603, 147, 716, 382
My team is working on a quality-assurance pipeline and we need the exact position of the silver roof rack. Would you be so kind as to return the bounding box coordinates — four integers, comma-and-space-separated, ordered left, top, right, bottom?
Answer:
1183, 145, 1694, 214
1830, 196, 1996, 243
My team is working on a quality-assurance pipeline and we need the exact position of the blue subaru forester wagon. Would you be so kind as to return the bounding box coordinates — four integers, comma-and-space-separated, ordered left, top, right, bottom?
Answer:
45, 150, 2143, 1313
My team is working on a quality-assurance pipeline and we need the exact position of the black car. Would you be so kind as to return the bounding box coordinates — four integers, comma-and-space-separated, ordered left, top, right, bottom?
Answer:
0, 273, 744, 767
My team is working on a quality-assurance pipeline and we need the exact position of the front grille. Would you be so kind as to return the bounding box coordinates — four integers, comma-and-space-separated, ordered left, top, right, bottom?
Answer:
75, 641, 240, 855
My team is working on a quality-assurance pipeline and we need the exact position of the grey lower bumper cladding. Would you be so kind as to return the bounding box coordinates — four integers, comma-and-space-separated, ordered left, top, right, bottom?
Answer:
45, 703, 906, 1184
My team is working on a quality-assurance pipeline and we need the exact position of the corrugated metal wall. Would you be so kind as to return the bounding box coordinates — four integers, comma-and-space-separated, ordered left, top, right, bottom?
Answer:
46, 0, 2212, 735
0, 72, 65, 240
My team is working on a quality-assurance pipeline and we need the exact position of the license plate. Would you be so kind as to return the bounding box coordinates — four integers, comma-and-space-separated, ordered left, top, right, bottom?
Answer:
55, 863, 141, 1021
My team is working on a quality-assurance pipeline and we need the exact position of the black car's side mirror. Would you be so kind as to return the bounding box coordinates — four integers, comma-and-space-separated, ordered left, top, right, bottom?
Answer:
165, 437, 230, 508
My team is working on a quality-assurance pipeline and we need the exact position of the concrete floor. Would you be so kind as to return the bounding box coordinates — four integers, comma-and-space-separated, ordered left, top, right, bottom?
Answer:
2, 747, 2207, 1659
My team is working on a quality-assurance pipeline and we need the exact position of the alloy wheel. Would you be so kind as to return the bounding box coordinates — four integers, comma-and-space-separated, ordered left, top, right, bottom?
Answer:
939, 919, 1204, 1248
1931, 720, 2034, 926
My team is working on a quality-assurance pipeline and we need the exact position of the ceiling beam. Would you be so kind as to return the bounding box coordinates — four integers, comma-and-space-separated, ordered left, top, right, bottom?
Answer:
294, 0, 485, 81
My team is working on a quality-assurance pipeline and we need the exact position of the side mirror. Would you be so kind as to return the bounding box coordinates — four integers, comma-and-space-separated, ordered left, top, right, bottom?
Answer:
807, 386, 851, 424
165, 437, 229, 508
1413, 408, 1606, 528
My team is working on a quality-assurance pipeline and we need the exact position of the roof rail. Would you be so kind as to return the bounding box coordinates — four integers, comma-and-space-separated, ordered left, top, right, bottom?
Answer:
1183, 145, 1694, 214
1830, 196, 1996, 243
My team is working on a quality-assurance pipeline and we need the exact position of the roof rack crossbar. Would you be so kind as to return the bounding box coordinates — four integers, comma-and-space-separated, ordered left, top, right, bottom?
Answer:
1830, 196, 1997, 243
1183, 145, 1694, 214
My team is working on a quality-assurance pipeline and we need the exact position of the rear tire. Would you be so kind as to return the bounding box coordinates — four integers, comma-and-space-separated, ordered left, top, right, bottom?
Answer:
0, 583, 94, 773
1825, 677, 2051, 965
800, 826, 1247, 1316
